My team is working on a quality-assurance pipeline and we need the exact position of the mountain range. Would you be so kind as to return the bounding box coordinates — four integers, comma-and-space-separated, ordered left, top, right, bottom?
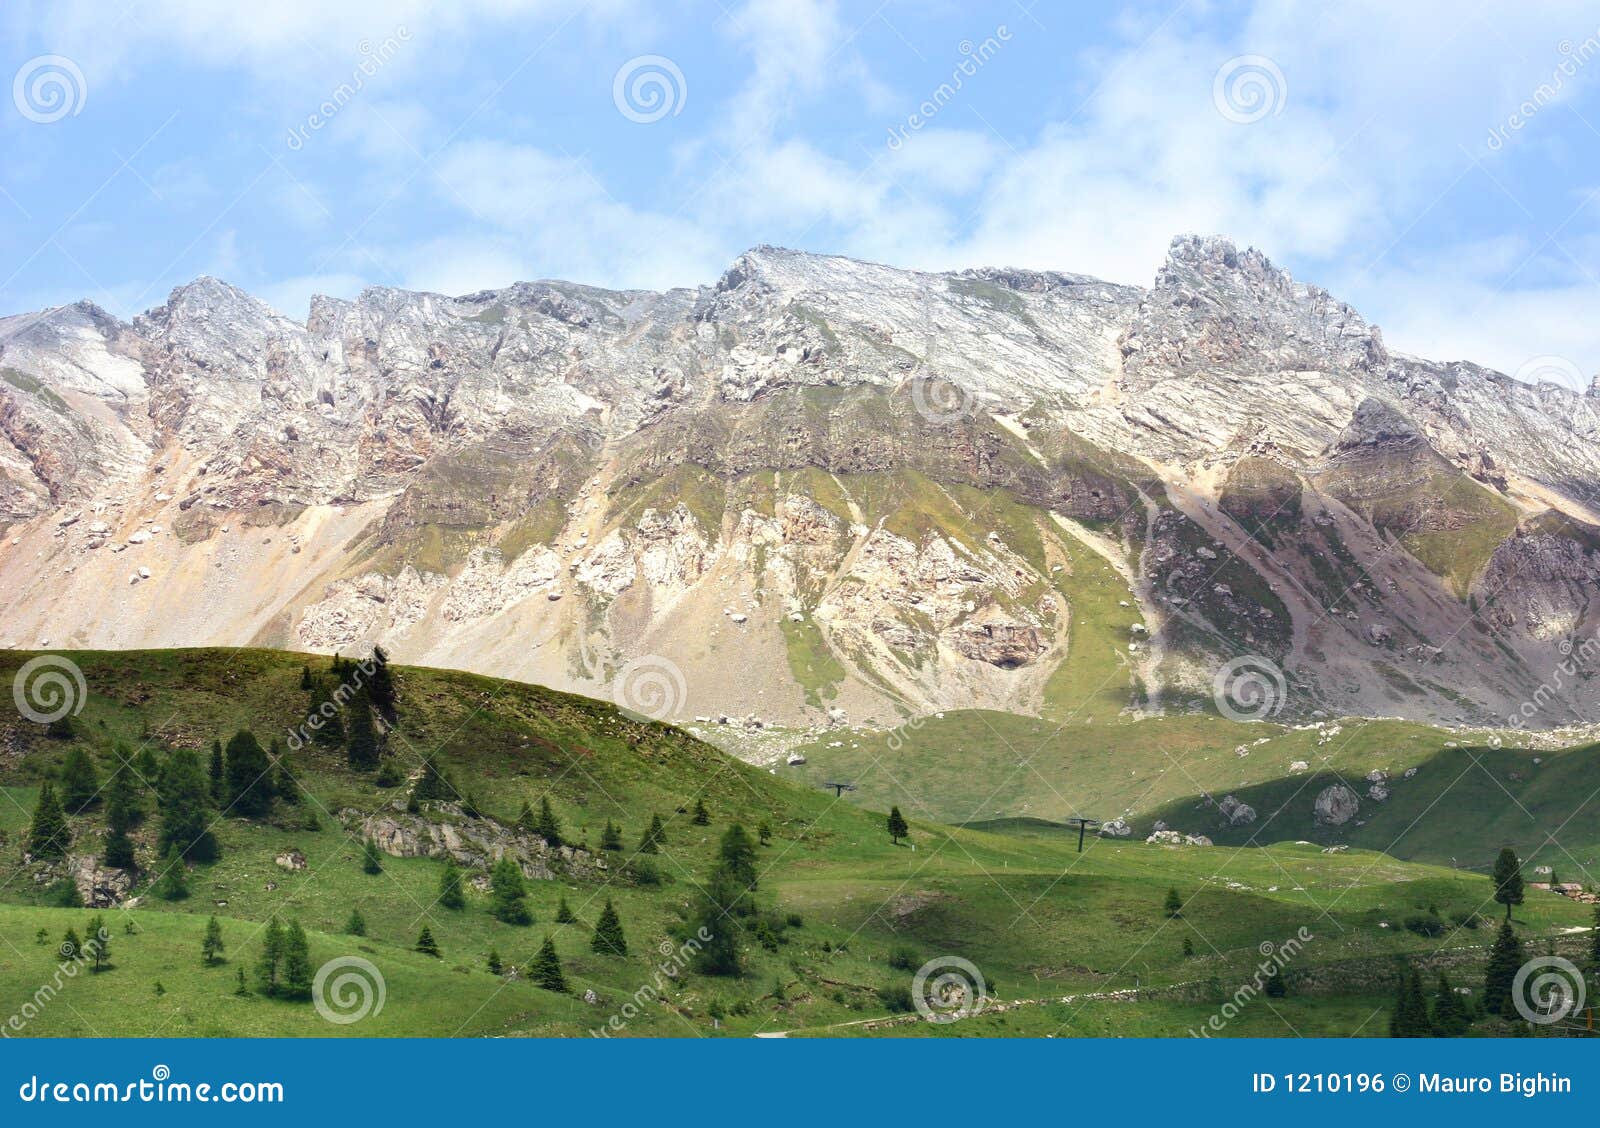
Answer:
3, 234, 1599, 736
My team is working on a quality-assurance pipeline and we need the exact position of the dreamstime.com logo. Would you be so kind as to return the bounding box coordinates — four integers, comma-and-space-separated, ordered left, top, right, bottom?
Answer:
1512, 955, 1585, 1025
1211, 654, 1287, 721
13, 655, 87, 725
312, 956, 386, 1025
1212, 54, 1287, 123
13, 55, 86, 123
612, 655, 687, 723
612, 55, 686, 123
912, 956, 987, 1023
910, 370, 980, 425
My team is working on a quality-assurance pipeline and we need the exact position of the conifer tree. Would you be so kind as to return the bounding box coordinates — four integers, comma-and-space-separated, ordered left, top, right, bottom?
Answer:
26, 780, 72, 860
691, 870, 745, 977
85, 914, 110, 972
133, 747, 162, 795
529, 936, 567, 992
600, 820, 623, 852
361, 838, 383, 875
59, 746, 100, 813
223, 729, 274, 817
554, 896, 576, 924
1431, 972, 1471, 1036
757, 820, 772, 846
282, 921, 312, 999
1181, 936, 1195, 958
719, 824, 758, 891
1164, 887, 1183, 918
438, 859, 466, 910
62, 926, 82, 959
345, 690, 381, 771
368, 646, 398, 723
486, 948, 503, 975
411, 752, 451, 804
299, 665, 313, 691
158, 748, 219, 862
691, 798, 710, 826
256, 917, 286, 996
102, 764, 138, 870
209, 739, 226, 803
274, 756, 301, 806
887, 806, 909, 845
489, 856, 532, 925
345, 908, 367, 937
638, 813, 666, 854
1264, 964, 1286, 997
307, 676, 346, 748
534, 796, 563, 848
1483, 919, 1524, 1015
1492, 847, 1525, 920
415, 926, 441, 957
1389, 968, 1431, 1036
202, 916, 225, 965
154, 846, 190, 901
591, 899, 628, 956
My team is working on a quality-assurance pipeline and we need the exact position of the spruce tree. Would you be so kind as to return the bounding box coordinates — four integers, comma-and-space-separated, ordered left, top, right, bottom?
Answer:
638, 814, 666, 854
1182, 936, 1195, 958
1483, 919, 1524, 1016
274, 756, 301, 806
555, 896, 576, 924
534, 796, 563, 848
62, 926, 82, 959
1264, 964, 1286, 997
691, 798, 710, 826
486, 948, 503, 975
1164, 887, 1183, 918
345, 691, 381, 771
158, 748, 219, 862
591, 899, 628, 956
26, 780, 72, 860
489, 856, 532, 925
307, 676, 346, 748
368, 646, 398, 722
886, 806, 909, 845
415, 926, 441, 957
102, 765, 138, 870
438, 859, 466, 910
718, 824, 758, 891
202, 916, 225, 965
411, 752, 450, 804
154, 846, 190, 901
85, 914, 111, 971
529, 936, 568, 992
223, 729, 274, 817
345, 908, 367, 937
1389, 968, 1431, 1036
59, 746, 101, 813
133, 747, 162, 795
208, 739, 226, 803
299, 665, 313, 691
600, 820, 623, 852
282, 921, 312, 999
691, 869, 745, 976
257, 917, 286, 996
1492, 846, 1525, 920
1432, 972, 1471, 1036
361, 838, 383, 875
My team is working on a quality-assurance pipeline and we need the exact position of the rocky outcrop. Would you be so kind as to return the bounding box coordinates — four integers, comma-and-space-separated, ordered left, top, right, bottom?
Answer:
346, 802, 604, 882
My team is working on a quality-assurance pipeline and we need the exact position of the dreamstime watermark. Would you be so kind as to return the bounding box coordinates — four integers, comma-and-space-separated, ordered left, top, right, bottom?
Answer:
2, 927, 108, 1037
1486, 30, 1600, 151
1505, 631, 1600, 730
285, 655, 378, 749
909, 369, 982, 425
1211, 54, 1287, 124
911, 955, 987, 1023
612, 655, 687, 723
589, 929, 713, 1035
285, 28, 411, 151
13, 654, 87, 725
16, 1065, 283, 1104
612, 55, 687, 123
1512, 955, 1586, 1025
1513, 354, 1586, 394
312, 956, 386, 1025
885, 26, 1012, 150
1211, 655, 1287, 721
1188, 927, 1314, 1037
12, 55, 86, 123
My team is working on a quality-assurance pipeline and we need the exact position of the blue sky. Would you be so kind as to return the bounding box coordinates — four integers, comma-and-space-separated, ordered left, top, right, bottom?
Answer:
3, 0, 1599, 386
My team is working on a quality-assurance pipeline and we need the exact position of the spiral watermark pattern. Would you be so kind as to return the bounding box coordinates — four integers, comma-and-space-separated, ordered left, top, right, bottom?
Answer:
13, 55, 87, 124
13, 654, 88, 724
312, 956, 386, 1025
1512, 955, 1585, 1025
1212, 55, 1286, 124
911, 956, 987, 1023
612, 55, 686, 124
910, 372, 979, 425
612, 655, 687, 723
1513, 354, 1585, 393
1211, 655, 1287, 721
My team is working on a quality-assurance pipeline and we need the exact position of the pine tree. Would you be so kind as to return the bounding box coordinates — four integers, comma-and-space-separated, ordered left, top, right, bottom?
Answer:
887, 805, 909, 844
154, 846, 190, 901
1431, 972, 1471, 1036
59, 746, 100, 813
85, 913, 110, 972
415, 925, 441, 957
202, 916, 225, 965
486, 948, 503, 975
1483, 919, 1524, 1016
411, 752, 451, 804
158, 748, 219, 862
534, 796, 563, 848
489, 856, 532, 925
1492, 846, 1525, 920
555, 896, 576, 924
600, 820, 623, 852
1164, 887, 1183, 918
345, 690, 381, 771
691, 869, 745, 977
274, 755, 301, 806
26, 780, 71, 860
757, 820, 772, 846
639, 813, 666, 854
438, 859, 466, 910
718, 824, 758, 891
208, 739, 226, 803
102, 764, 138, 870
256, 917, 286, 996
368, 646, 398, 723
345, 908, 367, 937
1389, 968, 1431, 1036
133, 747, 161, 795
234, 968, 249, 996
282, 921, 312, 999
223, 729, 274, 817
361, 838, 383, 875
591, 899, 628, 956
691, 798, 710, 826
529, 936, 568, 992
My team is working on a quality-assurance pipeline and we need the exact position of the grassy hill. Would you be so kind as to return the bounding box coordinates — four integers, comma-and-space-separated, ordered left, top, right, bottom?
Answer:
0, 648, 1590, 1038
